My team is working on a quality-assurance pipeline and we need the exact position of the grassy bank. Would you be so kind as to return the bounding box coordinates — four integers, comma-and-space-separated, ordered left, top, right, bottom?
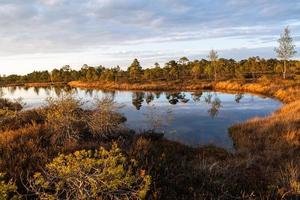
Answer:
24, 82, 66, 87
0, 82, 66, 87
68, 80, 213, 91
214, 79, 300, 103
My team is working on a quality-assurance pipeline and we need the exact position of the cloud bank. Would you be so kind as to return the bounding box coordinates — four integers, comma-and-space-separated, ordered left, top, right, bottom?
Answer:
0, 0, 299, 74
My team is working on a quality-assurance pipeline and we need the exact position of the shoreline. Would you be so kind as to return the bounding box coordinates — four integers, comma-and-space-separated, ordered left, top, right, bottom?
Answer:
0, 82, 66, 87
2, 79, 298, 104
68, 80, 300, 103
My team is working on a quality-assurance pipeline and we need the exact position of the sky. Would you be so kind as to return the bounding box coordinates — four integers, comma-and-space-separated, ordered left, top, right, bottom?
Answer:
0, 0, 300, 75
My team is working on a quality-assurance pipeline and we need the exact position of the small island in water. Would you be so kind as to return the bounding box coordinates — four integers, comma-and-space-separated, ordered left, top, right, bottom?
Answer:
0, 1, 300, 199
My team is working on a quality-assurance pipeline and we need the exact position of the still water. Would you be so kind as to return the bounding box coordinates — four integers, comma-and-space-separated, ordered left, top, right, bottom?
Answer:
0, 86, 282, 149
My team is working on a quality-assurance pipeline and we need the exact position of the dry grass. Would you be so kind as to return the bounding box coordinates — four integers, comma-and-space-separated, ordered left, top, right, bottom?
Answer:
24, 82, 65, 87
230, 100, 300, 153
68, 80, 213, 91
215, 79, 300, 103
226, 78, 300, 198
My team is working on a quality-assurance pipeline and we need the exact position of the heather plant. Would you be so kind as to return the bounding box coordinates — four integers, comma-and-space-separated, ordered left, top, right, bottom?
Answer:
29, 143, 151, 200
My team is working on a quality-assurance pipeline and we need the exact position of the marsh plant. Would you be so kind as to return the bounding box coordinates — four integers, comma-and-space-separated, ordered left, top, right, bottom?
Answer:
29, 144, 151, 200
44, 92, 85, 145
87, 96, 126, 139
0, 173, 18, 200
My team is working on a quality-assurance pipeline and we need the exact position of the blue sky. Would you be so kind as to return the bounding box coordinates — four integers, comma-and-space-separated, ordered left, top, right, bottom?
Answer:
0, 0, 299, 75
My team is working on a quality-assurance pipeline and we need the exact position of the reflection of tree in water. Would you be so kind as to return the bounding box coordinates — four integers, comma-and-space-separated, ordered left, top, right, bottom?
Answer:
85, 89, 94, 98
154, 92, 161, 99
144, 104, 173, 132
54, 87, 62, 96
165, 92, 189, 105
208, 97, 222, 118
102, 90, 116, 100
72, 87, 79, 95
63, 85, 72, 93
0, 87, 4, 97
8, 86, 17, 95
145, 93, 154, 104
204, 92, 222, 118
41, 87, 51, 96
235, 93, 244, 103
53, 86, 72, 96
191, 91, 203, 102
33, 87, 40, 95
204, 93, 213, 104
132, 92, 145, 110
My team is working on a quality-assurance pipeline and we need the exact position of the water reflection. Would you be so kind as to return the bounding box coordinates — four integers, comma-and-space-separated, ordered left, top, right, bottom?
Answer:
208, 97, 222, 118
191, 91, 203, 102
127, 91, 225, 118
132, 92, 144, 110
144, 104, 173, 131
0, 86, 248, 118
0, 86, 282, 149
145, 93, 154, 104
235, 94, 244, 103
166, 92, 189, 104
203, 93, 223, 118
0, 88, 4, 97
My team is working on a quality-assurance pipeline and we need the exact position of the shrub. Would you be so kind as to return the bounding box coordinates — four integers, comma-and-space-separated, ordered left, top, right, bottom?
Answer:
0, 173, 18, 200
0, 124, 52, 183
29, 144, 151, 200
0, 98, 23, 112
44, 93, 86, 145
87, 97, 126, 139
0, 109, 44, 131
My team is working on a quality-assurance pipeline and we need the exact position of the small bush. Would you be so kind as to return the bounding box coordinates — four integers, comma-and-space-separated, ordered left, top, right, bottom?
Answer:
0, 98, 23, 112
87, 97, 126, 139
0, 109, 44, 131
29, 143, 151, 200
0, 173, 18, 200
44, 93, 86, 145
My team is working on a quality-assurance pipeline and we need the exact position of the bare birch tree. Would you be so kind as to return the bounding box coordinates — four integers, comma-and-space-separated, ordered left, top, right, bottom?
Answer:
208, 50, 218, 81
275, 27, 297, 79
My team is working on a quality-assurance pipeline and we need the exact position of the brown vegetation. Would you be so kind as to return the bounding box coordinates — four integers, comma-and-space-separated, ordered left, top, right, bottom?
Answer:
68, 80, 213, 91
24, 82, 65, 87
0, 76, 300, 199
228, 79, 300, 198
69, 77, 300, 199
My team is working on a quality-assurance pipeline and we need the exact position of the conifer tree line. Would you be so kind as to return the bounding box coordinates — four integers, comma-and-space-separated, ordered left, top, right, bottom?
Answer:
1, 57, 299, 85
0, 27, 298, 84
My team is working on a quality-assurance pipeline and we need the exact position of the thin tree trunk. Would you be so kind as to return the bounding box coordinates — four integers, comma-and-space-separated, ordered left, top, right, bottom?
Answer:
214, 62, 217, 81
283, 60, 287, 79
